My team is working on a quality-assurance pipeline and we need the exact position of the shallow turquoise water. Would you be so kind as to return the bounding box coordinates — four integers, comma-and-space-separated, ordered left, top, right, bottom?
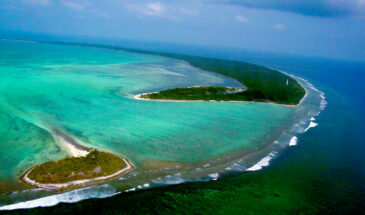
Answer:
0, 40, 320, 205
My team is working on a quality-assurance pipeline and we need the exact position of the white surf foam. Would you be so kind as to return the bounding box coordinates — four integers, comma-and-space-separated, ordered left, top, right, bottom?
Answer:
320, 99, 328, 110
289, 136, 298, 146
0, 184, 116, 211
152, 173, 185, 185
304, 121, 318, 132
208, 173, 219, 180
227, 162, 246, 172
142, 183, 150, 188
246, 153, 276, 171
125, 188, 136, 192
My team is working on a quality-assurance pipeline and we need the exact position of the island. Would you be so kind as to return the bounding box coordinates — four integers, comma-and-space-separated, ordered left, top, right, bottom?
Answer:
146, 55, 306, 105
21, 131, 133, 189
137, 86, 249, 102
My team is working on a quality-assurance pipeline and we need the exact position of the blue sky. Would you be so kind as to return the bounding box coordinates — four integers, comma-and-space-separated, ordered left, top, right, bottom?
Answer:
1, 0, 365, 61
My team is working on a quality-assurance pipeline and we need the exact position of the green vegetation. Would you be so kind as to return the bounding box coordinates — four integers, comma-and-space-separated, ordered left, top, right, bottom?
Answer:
44, 41, 305, 105
141, 86, 250, 101
27, 150, 127, 184
169, 56, 306, 105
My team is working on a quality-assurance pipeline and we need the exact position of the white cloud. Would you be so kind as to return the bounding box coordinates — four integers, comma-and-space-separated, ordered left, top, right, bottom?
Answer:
235, 15, 249, 23
124, 1, 179, 20
61, 0, 109, 18
147, 2, 165, 15
22, 0, 50, 6
125, 2, 166, 17
270, 23, 286, 30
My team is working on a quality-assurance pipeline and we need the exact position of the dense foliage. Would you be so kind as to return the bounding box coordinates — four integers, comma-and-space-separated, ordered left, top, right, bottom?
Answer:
27, 150, 127, 184
141, 86, 249, 101
175, 56, 305, 105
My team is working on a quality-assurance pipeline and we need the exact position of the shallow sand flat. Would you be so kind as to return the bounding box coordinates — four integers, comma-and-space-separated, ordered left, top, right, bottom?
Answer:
52, 129, 89, 157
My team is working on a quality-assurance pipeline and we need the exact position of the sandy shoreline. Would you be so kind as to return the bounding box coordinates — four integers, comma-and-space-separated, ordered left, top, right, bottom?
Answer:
52, 129, 89, 157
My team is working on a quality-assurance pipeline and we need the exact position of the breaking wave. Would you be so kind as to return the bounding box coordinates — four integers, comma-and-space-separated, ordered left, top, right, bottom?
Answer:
0, 184, 117, 211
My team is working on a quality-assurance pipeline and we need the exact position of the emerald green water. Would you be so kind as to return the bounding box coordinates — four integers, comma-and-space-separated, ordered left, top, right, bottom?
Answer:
0, 40, 324, 207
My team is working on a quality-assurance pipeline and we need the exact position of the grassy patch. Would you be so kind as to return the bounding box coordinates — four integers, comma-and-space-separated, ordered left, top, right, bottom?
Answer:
27, 150, 127, 184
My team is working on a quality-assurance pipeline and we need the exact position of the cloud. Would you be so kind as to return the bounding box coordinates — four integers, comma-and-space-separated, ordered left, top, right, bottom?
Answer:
224, 0, 365, 17
270, 23, 286, 30
124, 1, 179, 20
235, 15, 249, 23
125, 2, 166, 17
22, 0, 50, 6
61, 0, 109, 18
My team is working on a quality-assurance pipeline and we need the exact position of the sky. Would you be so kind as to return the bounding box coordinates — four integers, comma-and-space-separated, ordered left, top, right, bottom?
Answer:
0, 0, 365, 61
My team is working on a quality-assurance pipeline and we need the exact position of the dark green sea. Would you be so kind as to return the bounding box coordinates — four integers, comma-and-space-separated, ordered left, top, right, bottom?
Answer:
1, 39, 364, 214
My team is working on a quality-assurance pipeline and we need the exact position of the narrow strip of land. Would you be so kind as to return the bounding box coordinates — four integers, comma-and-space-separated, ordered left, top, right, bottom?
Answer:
133, 85, 305, 107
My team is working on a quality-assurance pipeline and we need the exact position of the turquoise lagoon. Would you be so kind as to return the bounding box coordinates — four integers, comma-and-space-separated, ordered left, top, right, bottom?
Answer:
0, 40, 324, 206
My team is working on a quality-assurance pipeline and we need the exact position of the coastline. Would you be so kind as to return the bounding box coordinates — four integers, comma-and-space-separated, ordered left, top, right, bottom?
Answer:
279, 70, 308, 106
